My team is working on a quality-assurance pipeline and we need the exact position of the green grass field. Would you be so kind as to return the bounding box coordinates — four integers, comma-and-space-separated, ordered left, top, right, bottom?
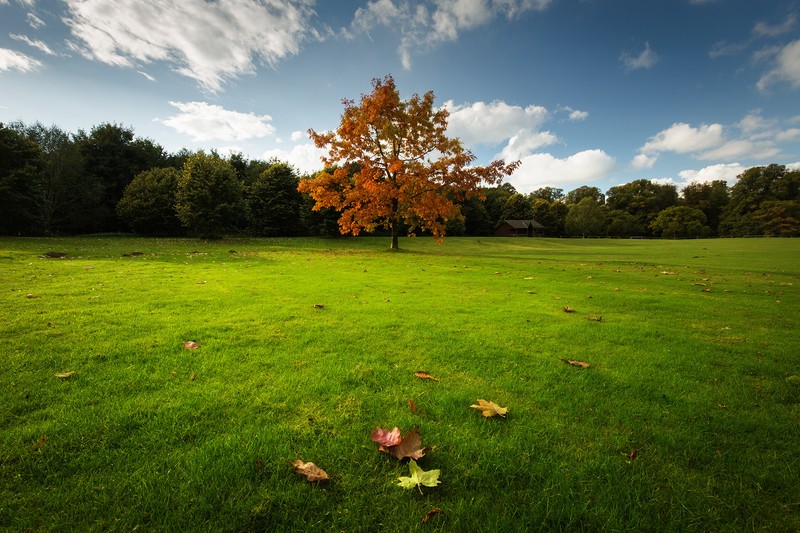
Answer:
1, 236, 798, 531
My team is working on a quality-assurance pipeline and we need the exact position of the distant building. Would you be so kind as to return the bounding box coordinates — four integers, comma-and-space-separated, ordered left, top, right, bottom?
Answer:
494, 219, 546, 237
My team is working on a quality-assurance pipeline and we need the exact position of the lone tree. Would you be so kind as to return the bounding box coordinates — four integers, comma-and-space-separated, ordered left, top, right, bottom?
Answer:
298, 76, 519, 249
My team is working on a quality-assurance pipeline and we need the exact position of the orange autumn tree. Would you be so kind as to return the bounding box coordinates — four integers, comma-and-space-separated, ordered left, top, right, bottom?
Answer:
298, 76, 520, 249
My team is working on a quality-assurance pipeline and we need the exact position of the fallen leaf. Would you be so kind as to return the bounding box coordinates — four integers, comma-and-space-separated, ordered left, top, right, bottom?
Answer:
397, 459, 440, 492
701, 288, 712, 293
26, 294, 37, 299
470, 399, 508, 418
414, 371, 440, 382
386, 428, 428, 460
624, 449, 638, 460
313, 303, 325, 308
370, 427, 401, 448
190, 372, 197, 381
183, 341, 199, 350
420, 508, 443, 524
586, 316, 602, 322
560, 358, 591, 369
54, 371, 76, 378
408, 398, 417, 414
42, 251, 66, 258
563, 306, 575, 313
291, 460, 330, 482
256, 458, 265, 474
33, 435, 49, 450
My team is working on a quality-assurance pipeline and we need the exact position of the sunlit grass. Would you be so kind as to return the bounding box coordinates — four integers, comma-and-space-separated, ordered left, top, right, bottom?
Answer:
1, 236, 798, 531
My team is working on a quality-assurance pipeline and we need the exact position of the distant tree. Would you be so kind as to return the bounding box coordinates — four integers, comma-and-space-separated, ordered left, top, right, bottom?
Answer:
461, 196, 493, 236
176, 151, 246, 238
117, 167, 183, 235
482, 183, 516, 229
720, 165, 800, 236
530, 186, 564, 202
649, 206, 710, 238
247, 162, 303, 236
751, 200, 800, 236
78, 123, 166, 231
565, 185, 605, 205
500, 193, 533, 220
606, 179, 678, 235
565, 197, 607, 237
0, 124, 42, 234
531, 197, 568, 236
298, 76, 518, 249
681, 180, 729, 234
606, 209, 641, 237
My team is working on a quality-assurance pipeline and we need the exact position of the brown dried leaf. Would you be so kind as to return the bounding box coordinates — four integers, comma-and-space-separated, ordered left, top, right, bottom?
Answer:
420, 508, 443, 524
408, 397, 417, 414
33, 435, 49, 450
313, 303, 325, 308
291, 459, 330, 482
386, 428, 427, 460
370, 427, 401, 448
414, 371, 440, 382
54, 371, 76, 378
563, 306, 575, 313
190, 372, 197, 381
183, 341, 199, 350
26, 293, 37, 299
560, 358, 590, 369
586, 316, 602, 322
624, 449, 638, 460
470, 399, 508, 418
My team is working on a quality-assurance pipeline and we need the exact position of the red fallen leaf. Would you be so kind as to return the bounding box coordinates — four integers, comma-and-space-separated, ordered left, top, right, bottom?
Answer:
563, 306, 575, 313
408, 398, 417, 414
414, 371, 440, 382
33, 435, 49, 450
560, 358, 590, 369
291, 459, 330, 482
370, 427, 401, 448
624, 449, 638, 460
373, 427, 428, 460
183, 341, 199, 350
420, 508, 443, 524
256, 458, 265, 474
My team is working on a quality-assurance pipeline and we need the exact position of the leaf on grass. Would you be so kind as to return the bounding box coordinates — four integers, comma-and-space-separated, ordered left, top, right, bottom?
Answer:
560, 358, 590, 369
624, 449, 638, 461
470, 399, 508, 418
313, 303, 325, 308
420, 508, 443, 524
256, 458, 265, 474
563, 306, 575, 313
586, 316, 602, 322
414, 371, 440, 382
408, 397, 417, 414
54, 371, 76, 378
183, 341, 199, 350
701, 288, 712, 293
291, 460, 330, 482
370, 427, 401, 448
190, 372, 197, 381
397, 460, 440, 491
26, 294, 37, 299
33, 435, 49, 450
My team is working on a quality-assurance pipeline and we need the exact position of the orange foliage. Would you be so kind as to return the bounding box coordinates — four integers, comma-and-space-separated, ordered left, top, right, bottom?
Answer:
298, 75, 519, 247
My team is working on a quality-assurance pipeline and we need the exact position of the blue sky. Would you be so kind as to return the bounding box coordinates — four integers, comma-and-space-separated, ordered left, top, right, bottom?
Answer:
1, 0, 799, 194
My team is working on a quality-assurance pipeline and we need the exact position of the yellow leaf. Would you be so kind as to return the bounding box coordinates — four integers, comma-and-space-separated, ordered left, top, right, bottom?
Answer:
469, 399, 508, 417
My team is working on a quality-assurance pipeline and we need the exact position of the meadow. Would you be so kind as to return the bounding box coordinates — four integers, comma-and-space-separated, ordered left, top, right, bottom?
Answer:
0, 236, 798, 531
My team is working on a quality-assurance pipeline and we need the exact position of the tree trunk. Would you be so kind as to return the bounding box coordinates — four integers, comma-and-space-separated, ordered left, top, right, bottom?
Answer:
390, 224, 399, 250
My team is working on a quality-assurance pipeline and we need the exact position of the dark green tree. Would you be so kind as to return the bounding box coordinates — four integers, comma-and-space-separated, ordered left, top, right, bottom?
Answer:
176, 151, 246, 238
530, 186, 564, 201
606, 209, 641, 237
606, 179, 678, 235
483, 183, 516, 229
565, 185, 605, 205
117, 167, 183, 235
461, 196, 493, 236
247, 162, 303, 236
649, 206, 710, 238
565, 197, 607, 237
531, 197, 568, 236
501, 193, 533, 220
681, 180, 729, 234
0, 124, 42, 234
751, 200, 800, 236
720, 165, 800, 236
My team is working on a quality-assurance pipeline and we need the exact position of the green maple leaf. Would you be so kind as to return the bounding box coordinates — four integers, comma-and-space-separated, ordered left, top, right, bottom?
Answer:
397, 460, 440, 492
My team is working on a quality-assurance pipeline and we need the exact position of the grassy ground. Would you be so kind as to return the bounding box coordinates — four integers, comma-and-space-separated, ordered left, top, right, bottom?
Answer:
1, 236, 798, 531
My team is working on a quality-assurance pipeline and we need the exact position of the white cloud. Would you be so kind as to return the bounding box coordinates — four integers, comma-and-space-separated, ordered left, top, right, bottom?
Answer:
159, 101, 276, 142
62, 0, 314, 92
290, 130, 306, 142
787, 161, 800, 171
443, 99, 549, 146
640, 122, 725, 154
349, 0, 551, 69
0, 47, 42, 72
509, 149, 616, 193
757, 39, 800, 91
26, 12, 45, 29
567, 109, 588, 121
10, 33, 56, 55
620, 41, 659, 71
678, 163, 746, 184
263, 142, 328, 174
498, 130, 559, 160
630, 153, 657, 170
753, 14, 797, 37
697, 139, 780, 161
137, 70, 156, 82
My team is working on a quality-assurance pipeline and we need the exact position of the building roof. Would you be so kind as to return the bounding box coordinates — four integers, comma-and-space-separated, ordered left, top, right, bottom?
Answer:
500, 219, 545, 229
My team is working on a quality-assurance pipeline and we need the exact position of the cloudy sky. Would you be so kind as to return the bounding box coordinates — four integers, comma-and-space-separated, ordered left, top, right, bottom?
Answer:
1, 0, 799, 193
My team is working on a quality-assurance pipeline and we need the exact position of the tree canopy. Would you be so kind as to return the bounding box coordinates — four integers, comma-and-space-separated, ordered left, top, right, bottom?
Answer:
298, 76, 519, 249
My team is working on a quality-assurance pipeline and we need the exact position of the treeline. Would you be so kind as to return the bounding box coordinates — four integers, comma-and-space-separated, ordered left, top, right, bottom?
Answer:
2, 121, 798, 238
